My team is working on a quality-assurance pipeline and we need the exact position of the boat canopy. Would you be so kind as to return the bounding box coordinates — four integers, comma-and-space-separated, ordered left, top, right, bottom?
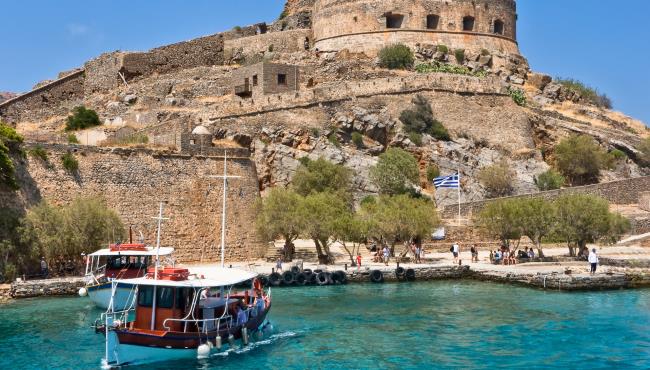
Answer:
117, 267, 258, 288
88, 247, 175, 257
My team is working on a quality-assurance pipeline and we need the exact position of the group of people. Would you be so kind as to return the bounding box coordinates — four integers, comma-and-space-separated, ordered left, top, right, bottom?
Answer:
449, 243, 479, 264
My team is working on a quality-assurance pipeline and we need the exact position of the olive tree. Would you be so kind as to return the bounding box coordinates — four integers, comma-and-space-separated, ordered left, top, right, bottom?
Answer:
478, 160, 515, 198
517, 197, 556, 257
370, 148, 420, 195
477, 199, 523, 249
255, 188, 304, 261
292, 157, 352, 198
331, 213, 369, 266
299, 192, 351, 264
554, 135, 608, 185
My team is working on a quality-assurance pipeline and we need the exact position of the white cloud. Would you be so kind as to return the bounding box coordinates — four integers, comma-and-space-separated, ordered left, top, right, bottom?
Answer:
66, 23, 89, 36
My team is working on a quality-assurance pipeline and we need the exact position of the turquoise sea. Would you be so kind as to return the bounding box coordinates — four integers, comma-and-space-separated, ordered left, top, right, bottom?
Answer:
1, 281, 650, 369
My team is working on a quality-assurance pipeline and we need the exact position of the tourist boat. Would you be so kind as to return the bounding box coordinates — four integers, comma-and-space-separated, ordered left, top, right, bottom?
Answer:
100, 266, 271, 367
80, 242, 174, 310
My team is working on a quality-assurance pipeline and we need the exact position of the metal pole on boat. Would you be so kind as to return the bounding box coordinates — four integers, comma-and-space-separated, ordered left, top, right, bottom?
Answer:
150, 202, 168, 331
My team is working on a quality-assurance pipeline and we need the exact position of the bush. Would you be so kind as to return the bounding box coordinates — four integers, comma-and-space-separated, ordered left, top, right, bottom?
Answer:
608, 149, 627, 162
426, 164, 440, 182
65, 106, 101, 131
328, 133, 341, 148
481, 49, 490, 56
436, 45, 449, 54
639, 137, 650, 167
507, 87, 527, 107
268, 44, 274, 52
61, 152, 79, 173
408, 132, 423, 146
478, 160, 515, 198
555, 78, 613, 109
292, 157, 352, 198
399, 95, 450, 141
0, 122, 24, 190
454, 49, 465, 64
554, 135, 608, 185
370, 148, 420, 195
534, 169, 565, 191
28, 146, 49, 162
415, 62, 487, 78
378, 44, 414, 70
67, 133, 80, 144
351, 132, 364, 148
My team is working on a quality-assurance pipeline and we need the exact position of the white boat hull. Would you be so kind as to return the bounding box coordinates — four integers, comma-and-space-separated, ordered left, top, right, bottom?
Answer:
87, 283, 135, 310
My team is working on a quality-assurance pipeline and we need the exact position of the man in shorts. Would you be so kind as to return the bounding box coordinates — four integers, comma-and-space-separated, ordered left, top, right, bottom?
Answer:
451, 242, 460, 264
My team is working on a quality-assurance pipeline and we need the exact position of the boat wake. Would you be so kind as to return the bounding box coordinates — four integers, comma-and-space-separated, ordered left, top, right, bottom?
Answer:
211, 330, 299, 358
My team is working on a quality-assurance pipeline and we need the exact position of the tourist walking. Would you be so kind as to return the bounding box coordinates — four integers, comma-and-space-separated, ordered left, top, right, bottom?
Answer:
276, 257, 283, 272
588, 248, 599, 274
451, 242, 460, 264
382, 246, 390, 266
415, 246, 421, 264
470, 245, 478, 263
356, 254, 362, 271
40, 258, 48, 279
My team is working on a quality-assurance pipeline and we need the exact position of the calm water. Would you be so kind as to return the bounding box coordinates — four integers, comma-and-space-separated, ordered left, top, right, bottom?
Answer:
1, 281, 650, 369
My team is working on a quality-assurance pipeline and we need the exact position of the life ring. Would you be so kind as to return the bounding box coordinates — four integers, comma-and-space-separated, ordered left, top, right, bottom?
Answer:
405, 268, 416, 281
282, 271, 295, 285
370, 270, 384, 283
316, 272, 329, 286
395, 267, 406, 280
269, 272, 282, 287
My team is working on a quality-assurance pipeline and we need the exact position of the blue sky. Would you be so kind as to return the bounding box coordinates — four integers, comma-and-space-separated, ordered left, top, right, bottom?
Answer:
1, 0, 648, 125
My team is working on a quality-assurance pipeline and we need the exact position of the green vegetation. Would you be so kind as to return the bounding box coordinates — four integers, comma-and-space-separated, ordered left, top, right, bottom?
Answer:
415, 61, 488, 78
300, 191, 350, 264
454, 49, 465, 64
478, 194, 630, 257
426, 164, 440, 182
608, 149, 627, 163
408, 132, 423, 146
268, 44, 274, 52
554, 135, 608, 185
0, 122, 24, 190
370, 148, 420, 195
507, 87, 527, 107
233, 26, 242, 32
28, 146, 49, 163
351, 132, 364, 148
278, 8, 288, 20
327, 133, 341, 148
0, 208, 31, 282
255, 188, 304, 261
67, 133, 80, 144
534, 169, 565, 191
61, 152, 79, 174
378, 44, 415, 70
20, 196, 125, 263
481, 49, 490, 56
103, 132, 149, 146
555, 78, 613, 109
436, 45, 449, 54
399, 95, 450, 141
478, 160, 515, 198
65, 106, 101, 131
639, 137, 650, 167
292, 157, 352, 198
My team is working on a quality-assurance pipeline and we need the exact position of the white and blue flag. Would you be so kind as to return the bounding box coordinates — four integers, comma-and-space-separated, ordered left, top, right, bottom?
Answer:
433, 173, 460, 189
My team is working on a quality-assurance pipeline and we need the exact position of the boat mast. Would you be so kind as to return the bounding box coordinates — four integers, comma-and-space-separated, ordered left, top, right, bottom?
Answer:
209, 151, 241, 268
150, 201, 168, 330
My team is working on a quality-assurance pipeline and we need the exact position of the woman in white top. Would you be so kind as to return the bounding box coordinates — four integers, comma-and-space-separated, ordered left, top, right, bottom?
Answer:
588, 248, 599, 274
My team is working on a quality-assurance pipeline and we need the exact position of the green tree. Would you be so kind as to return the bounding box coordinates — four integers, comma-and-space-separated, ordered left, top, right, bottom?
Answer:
65, 106, 101, 131
370, 148, 420, 195
478, 160, 515, 198
554, 135, 608, 185
292, 157, 352, 198
360, 195, 439, 256
554, 194, 629, 256
299, 192, 351, 264
378, 44, 414, 70
399, 95, 450, 141
331, 212, 369, 266
534, 169, 565, 191
638, 137, 650, 167
20, 196, 125, 265
517, 198, 556, 257
0, 122, 24, 190
255, 188, 304, 261
0, 208, 35, 281
477, 199, 523, 249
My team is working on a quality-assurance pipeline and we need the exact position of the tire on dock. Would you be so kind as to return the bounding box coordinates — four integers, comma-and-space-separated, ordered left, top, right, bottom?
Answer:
295, 272, 308, 285
332, 270, 347, 284
370, 270, 384, 283
269, 272, 282, 287
282, 271, 295, 285
405, 268, 416, 281
316, 272, 329, 286
395, 267, 406, 280
303, 268, 312, 275
291, 266, 301, 274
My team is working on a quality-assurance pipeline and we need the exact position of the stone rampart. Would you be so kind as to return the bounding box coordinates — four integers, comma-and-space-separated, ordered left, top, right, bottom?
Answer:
2, 143, 266, 264
0, 70, 85, 124
442, 176, 650, 218
211, 73, 505, 120
224, 29, 312, 59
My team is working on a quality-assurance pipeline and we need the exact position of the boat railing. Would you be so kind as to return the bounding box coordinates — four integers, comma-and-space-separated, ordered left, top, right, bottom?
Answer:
163, 314, 234, 333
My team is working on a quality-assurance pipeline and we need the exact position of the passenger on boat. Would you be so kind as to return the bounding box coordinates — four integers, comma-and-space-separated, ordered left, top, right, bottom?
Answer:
253, 293, 265, 316
236, 305, 249, 326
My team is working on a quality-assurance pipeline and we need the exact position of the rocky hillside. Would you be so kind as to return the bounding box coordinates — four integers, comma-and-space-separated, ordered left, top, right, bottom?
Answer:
0, 92, 17, 104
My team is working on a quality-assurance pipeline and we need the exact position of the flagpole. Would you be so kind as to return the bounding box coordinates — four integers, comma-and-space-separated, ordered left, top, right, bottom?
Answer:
457, 169, 461, 227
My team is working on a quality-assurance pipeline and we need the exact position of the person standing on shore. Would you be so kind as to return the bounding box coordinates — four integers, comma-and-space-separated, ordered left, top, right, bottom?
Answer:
588, 248, 599, 274
356, 254, 362, 271
40, 258, 48, 279
452, 242, 460, 264
383, 246, 390, 266
276, 257, 283, 272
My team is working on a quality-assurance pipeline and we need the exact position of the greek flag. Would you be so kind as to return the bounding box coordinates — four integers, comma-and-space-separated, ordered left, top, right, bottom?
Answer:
433, 174, 460, 189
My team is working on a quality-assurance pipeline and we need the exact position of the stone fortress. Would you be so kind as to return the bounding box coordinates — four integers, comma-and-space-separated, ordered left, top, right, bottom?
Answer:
1, 0, 649, 263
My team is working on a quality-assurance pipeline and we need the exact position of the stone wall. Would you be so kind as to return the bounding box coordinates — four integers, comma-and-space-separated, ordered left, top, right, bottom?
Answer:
442, 176, 650, 218
11, 277, 85, 298
224, 29, 312, 59
312, 0, 519, 55
640, 192, 650, 212
0, 70, 85, 124
2, 144, 266, 264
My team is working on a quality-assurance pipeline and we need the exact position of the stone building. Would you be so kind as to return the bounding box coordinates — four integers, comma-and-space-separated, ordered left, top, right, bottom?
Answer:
232, 62, 300, 98
312, 0, 520, 55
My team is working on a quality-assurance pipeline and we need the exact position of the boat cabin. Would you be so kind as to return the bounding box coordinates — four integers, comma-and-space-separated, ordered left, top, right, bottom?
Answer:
85, 244, 175, 282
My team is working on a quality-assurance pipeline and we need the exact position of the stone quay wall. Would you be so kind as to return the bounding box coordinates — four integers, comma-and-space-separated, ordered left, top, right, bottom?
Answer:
443, 176, 650, 219
346, 265, 471, 283
10, 277, 86, 299
1, 143, 266, 264
212, 73, 506, 120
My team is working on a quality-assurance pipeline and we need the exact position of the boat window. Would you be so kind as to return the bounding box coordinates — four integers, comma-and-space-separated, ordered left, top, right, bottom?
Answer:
176, 288, 192, 309
157, 287, 174, 309
108, 256, 123, 269
138, 286, 154, 307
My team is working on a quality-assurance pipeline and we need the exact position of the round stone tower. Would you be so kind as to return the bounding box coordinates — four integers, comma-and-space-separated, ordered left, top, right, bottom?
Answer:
312, 0, 520, 55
